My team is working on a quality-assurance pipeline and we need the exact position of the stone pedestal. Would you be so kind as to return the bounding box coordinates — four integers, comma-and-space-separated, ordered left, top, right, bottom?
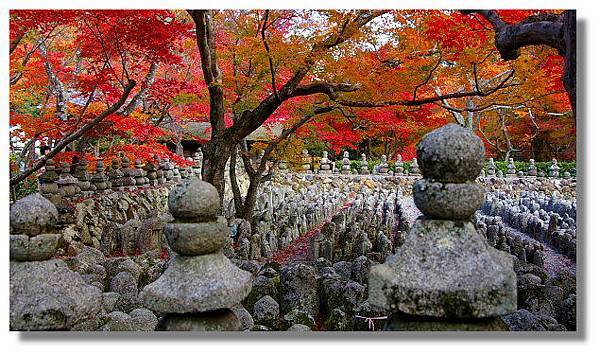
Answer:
140, 178, 252, 330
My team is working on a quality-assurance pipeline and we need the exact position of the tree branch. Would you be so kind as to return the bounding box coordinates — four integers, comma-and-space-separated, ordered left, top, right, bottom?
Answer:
10, 80, 136, 186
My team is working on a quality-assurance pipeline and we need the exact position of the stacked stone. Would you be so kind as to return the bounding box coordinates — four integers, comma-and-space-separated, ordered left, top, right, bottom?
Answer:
487, 158, 496, 177
38, 159, 60, 197
134, 159, 146, 187
57, 162, 81, 198
527, 159, 537, 177
319, 151, 332, 174
72, 156, 95, 196
177, 164, 187, 181
394, 154, 404, 175
145, 160, 158, 186
506, 158, 517, 177
162, 157, 175, 182
301, 149, 312, 173
108, 159, 123, 191
92, 160, 110, 192
10, 194, 102, 330
378, 155, 389, 174
155, 156, 165, 184
172, 161, 182, 182
341, 151, 351, 174
141, 179, 252, 330
549, 158, 560, 178
369, 123, 516, 330
121, 157, 136, 191
359, 154, 369, 174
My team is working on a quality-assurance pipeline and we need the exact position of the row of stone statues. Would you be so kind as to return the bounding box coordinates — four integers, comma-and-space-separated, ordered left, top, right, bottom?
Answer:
484, 157, 571, 178
301, 150, 421, 176
38, 149, 204, 199
297, 150, 572, 179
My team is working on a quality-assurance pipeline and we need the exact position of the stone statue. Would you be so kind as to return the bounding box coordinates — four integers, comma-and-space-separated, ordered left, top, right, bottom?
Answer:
549, 158, 560, 178
341, 151, 351, 174
394, 154, 404, 175
527, 159, 537, 177
409, 158, 420, 175
378, 155, 389, 174
359, 153, 369, 174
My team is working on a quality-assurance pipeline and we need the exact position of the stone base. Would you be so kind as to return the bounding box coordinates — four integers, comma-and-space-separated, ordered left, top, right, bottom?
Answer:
369, 219, 516, 318
385, 312, 508, 331
141, 251, 252, 313
10, 259, 102, 330
158, 309, 242, 331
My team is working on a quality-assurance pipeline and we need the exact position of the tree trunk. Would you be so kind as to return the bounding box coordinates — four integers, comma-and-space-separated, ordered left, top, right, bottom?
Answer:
241, 175, 261, 231
229, 146, 244, 216
201, 139, 234, 206
562, 10, 576, 116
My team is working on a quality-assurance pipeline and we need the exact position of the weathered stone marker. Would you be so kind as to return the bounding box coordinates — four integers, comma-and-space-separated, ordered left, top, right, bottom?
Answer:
368, 123, 516, 330
140, 178, 252, 330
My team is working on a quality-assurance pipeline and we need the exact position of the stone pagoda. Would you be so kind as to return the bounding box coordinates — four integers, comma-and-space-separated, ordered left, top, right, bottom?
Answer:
368, 123, 516, 330
141, 178, 252, 330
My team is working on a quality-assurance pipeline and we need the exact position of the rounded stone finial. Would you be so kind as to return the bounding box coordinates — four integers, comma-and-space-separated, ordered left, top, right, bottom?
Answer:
168, 178, 220, 222
10, 193, 58, 235
416, 124, 485, 182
